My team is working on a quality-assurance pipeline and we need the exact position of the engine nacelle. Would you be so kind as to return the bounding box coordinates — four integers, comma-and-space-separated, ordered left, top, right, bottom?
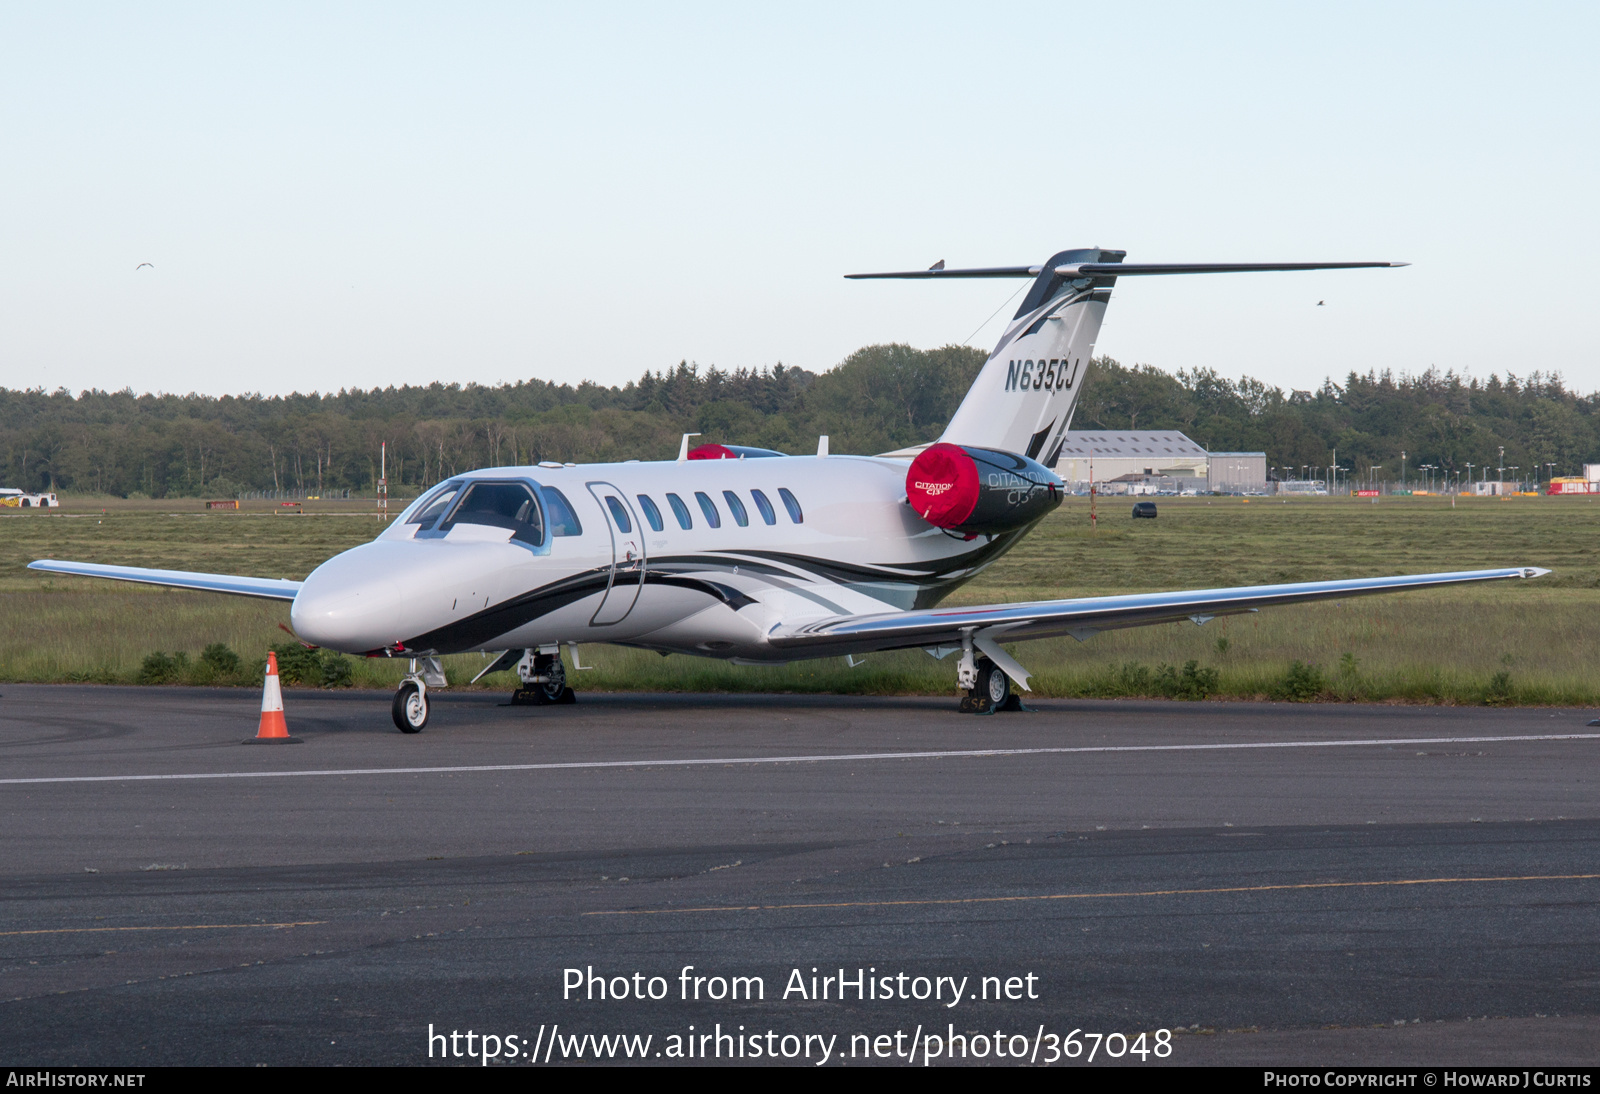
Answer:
905, 443, 1063, 534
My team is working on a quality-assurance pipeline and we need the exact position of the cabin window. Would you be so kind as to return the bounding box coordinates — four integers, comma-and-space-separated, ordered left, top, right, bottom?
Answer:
637, 494, 664, 532
666, 492, 692, 529
750, 489, 777, 525
778, 487, 803, 523
604, 496, 633, 533
406, 482, 461, 528
695, 490, 722, 529
722, 490, 749, 527
541, 487, 584, 536
440, 481, 544, 546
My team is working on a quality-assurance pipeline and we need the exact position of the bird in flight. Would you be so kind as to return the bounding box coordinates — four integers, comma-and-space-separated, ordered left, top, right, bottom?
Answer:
136, 263, 153, 270
1316, 300, 1325, 306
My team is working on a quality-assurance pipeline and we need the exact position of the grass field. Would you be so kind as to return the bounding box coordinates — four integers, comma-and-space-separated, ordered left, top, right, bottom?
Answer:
3, 493, 1598, 705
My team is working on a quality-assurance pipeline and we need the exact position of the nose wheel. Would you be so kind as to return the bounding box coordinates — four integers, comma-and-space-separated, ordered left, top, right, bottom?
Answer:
392, 679, 429, 732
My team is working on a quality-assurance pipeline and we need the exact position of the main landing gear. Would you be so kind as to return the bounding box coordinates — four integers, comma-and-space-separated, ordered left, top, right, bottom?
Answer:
509, 649, 576, 706
954, 634, 1029, 715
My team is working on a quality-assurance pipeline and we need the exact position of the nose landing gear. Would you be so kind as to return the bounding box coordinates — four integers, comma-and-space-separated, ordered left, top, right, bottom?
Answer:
510, 648, 576, 706
393, 680, 429, 732
391, 657, 447, 733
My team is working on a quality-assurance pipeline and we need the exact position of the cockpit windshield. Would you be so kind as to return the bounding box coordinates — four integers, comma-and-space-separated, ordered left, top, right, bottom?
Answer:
405, 482, 462, 528
439, 481, 545, 546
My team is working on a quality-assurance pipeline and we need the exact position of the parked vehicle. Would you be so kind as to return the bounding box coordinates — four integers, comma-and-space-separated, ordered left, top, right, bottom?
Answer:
0, 488, 58, 508
1132, 501, 1158, 519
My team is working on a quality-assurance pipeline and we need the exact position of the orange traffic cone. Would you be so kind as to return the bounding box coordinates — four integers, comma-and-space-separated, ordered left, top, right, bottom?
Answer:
244, 651, 302, 744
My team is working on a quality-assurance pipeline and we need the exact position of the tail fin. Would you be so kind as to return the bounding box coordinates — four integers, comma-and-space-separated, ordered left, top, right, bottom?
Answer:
847, 250, 1406, 466
939, 247, 1119, 464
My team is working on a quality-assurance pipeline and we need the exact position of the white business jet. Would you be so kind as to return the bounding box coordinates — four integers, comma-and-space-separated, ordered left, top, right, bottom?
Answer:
31, 250, 1548, 731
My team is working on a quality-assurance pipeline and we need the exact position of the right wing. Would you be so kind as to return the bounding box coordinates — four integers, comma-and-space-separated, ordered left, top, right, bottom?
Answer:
28, 559, 302, 601
769, 567, 1549, 672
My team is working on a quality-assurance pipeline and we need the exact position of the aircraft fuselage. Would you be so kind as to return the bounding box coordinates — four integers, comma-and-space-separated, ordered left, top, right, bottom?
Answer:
288, 455, 1031, 662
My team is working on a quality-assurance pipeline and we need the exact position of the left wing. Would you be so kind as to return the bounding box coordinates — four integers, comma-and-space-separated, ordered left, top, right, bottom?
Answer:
28, 560, 302, 601
770, 568, 1548, 666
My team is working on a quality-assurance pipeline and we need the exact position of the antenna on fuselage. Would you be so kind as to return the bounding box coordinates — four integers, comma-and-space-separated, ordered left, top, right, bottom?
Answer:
817, 435, 829, 458
677, 433, 702, 462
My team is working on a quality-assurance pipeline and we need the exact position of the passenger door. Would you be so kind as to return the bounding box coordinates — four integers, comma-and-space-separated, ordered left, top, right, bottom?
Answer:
585, 482, 645, 626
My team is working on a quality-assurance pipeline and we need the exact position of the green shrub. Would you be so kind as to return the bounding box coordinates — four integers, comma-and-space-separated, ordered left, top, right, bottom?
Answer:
138, 651, 178, 684
200, 643, 241, 675
1112, 661, 1151, 695
269, 643, 354, 688
318, 651, 354, 688
1272, 660, 1327, 702
271, 643, 324, 686
1155, 660, 1219, 700
1483, 670, 1513, 706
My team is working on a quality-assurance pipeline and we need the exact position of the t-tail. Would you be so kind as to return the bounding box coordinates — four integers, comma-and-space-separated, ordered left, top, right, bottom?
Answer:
847, 251, 1407, 466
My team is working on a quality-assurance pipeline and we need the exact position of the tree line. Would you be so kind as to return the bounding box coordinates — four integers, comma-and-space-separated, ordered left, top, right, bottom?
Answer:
2, 345, 1596, 497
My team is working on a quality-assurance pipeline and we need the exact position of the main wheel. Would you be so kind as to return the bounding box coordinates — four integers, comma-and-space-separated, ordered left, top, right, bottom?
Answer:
531, 653, 567, 704
973, 658, 1010, 712
392, 681, 428, 733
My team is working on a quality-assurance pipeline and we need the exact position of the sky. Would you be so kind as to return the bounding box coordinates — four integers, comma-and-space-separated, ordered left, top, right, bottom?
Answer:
1, 2, 1596, 399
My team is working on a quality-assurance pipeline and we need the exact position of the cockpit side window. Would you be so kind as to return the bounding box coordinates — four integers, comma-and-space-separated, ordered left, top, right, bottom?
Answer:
406, 482, 462, 528
440, 481, 544, 546
541, 487, 584, 536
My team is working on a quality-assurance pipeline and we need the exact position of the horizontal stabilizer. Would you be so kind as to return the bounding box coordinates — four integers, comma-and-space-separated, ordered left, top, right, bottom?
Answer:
28, 559, 302, 601
846, 261, 1407, 280
770, 568, 1546, 657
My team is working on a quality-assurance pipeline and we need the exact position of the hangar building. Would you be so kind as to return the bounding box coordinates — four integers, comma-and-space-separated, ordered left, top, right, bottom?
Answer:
1050, 432, 1267, 493
1052, 432, 1208, 488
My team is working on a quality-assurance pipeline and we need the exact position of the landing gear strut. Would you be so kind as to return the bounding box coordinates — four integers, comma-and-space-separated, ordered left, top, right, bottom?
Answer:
510, 648, 576, 706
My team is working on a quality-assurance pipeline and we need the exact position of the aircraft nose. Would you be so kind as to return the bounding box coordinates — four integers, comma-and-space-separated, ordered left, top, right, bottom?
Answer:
290, 545, 404, 652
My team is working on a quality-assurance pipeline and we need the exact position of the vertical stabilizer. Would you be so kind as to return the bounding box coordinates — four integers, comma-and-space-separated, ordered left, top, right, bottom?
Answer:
938, 248, 1122, 464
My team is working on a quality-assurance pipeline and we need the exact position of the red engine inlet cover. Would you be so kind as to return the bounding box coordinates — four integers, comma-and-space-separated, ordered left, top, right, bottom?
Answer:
906, 443, 981, 527
687, 443, 738, 460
